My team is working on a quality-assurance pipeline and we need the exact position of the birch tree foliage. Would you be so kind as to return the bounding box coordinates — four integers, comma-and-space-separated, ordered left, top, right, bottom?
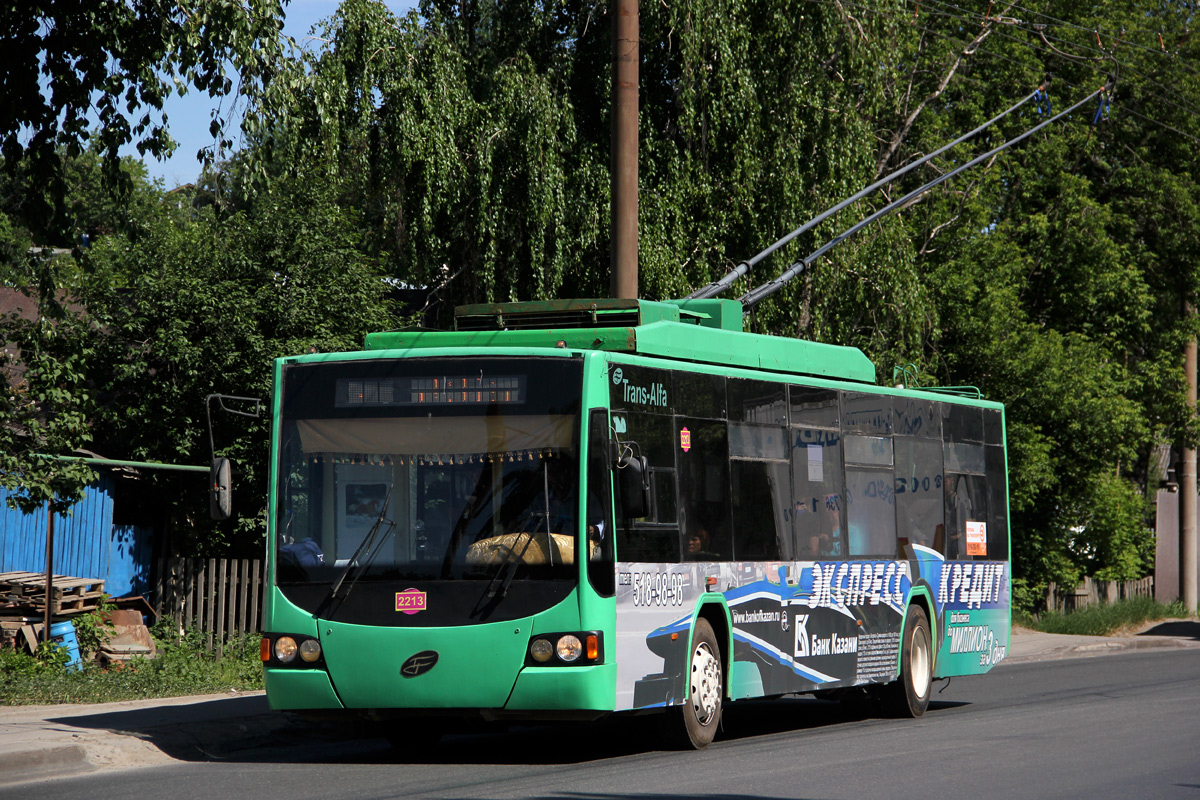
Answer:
237, 0, 936, 350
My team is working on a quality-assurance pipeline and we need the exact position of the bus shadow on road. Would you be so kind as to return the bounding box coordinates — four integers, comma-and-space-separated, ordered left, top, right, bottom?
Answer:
47, 693, 968, 768
347, 695, 971, 766
717, 695, 968, 742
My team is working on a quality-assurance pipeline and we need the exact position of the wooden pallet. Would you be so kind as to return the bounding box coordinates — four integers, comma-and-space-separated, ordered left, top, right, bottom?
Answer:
0, 572, 106, 615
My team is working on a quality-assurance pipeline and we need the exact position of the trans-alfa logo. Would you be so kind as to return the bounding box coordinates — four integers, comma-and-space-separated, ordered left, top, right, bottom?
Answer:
611, 366, 668, 407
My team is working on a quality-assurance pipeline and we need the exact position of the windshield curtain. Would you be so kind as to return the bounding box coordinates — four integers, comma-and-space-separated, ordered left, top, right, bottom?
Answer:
275, 357, 584, 585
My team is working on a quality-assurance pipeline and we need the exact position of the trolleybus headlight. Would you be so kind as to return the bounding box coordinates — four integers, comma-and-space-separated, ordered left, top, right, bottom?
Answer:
556, 635, 583, 663
274, 636, 299, 664
299, 638, 322, 663
530, 638, 554, 663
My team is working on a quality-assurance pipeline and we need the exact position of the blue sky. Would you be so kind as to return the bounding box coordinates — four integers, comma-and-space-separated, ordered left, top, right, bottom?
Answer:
136, 0, 415, 187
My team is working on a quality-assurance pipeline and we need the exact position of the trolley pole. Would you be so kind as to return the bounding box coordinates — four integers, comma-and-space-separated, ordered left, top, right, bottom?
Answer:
1182, 314, 1198, 612
610, 0, 639, 300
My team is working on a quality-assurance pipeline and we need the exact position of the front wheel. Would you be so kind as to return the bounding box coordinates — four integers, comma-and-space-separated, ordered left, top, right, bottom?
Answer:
883, 604, 932, 718
669, 617, 724, 749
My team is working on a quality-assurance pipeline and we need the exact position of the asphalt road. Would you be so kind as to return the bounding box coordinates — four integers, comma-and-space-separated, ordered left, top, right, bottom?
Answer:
8, 648, 1200, 800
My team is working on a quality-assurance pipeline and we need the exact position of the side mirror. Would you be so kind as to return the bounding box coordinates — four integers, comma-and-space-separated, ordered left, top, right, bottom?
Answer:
210, 457, 233, 520
616, 454, 652, 519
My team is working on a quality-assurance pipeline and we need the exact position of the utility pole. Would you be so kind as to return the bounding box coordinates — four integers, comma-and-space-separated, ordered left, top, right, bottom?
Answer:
610, 0, 638, 299
1183, 304, 1198, 612
43, 502, 54, 644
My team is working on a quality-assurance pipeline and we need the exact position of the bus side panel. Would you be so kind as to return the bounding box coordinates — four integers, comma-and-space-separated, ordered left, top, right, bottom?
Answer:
614, 561, 696, 710
613, 555, 1009, 710
615, 559, 914, 711
929, 559, 1011, 676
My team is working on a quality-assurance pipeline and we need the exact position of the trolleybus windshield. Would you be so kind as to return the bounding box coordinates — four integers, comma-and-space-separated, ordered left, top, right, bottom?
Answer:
274, 357, 584, 589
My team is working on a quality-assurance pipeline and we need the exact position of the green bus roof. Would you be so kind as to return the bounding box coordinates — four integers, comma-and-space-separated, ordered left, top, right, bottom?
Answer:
362, 298, 877, 384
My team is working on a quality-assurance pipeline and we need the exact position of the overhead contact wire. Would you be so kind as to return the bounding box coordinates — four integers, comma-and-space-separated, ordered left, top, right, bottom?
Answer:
738, 85, 1109, 311
686, 87, 1042, 299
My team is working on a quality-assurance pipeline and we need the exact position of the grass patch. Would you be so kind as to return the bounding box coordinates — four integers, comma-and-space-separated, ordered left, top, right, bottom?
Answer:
1022, 596, 1191, 637
0, 624, 263, 706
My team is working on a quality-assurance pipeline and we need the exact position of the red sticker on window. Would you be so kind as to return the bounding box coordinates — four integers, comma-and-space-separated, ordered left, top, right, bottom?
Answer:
680, 427, 691, 452
395, 589, 427, 614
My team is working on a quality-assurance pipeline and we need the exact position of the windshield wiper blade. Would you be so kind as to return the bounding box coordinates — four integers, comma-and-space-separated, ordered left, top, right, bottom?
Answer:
483, 532, 540, 600
322, 485, 395, 615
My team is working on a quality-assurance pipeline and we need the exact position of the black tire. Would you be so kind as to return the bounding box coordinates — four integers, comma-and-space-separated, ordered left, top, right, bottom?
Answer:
669, 617, 724, 749
883, 604, 933, 718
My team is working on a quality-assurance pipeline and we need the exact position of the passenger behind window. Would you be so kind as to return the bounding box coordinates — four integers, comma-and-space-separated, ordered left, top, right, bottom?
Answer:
684, 524, 719, 560
798, 496, 844, 559
684, 518, 727, 561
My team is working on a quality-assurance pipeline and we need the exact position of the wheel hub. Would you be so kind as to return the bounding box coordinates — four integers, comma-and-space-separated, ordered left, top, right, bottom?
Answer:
690, 642, 721, 725
912, 626, 931, 698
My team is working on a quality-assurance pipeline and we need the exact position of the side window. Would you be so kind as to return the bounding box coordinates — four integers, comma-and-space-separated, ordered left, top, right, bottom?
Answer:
843, 391, 893, 436
843, 391, 895, 557
729, 378, 787, 425
676, 417, 732, 560
586, 408, 615, 596
943, 472, 988, 560
789, 385, 844, 558
790, 385, 839, 429
612, 411, 678, 562
894, 394, 943, 554
894, 437, 944, 554
674, 371, 726, 419
729, 411, 790, 560
894, 396, 939, 439
983, 409, 1009, 561
942, 403, 988, 560
844, 436, 896, 557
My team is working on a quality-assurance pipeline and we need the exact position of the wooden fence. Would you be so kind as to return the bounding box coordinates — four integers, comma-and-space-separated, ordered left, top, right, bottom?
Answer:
154, 556, 265, 655
1045, 575, 1154, 612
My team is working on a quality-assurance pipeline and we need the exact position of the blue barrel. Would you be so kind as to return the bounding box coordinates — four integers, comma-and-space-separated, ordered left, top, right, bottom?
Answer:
49, 620, 83, 671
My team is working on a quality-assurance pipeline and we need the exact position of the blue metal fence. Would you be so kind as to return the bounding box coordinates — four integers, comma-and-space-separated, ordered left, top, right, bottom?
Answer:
0, 476, 153, 598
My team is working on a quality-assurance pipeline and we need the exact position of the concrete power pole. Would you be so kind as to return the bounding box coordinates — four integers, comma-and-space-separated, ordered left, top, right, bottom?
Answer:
610, 0, 638, 300
1183, 306, 1198, 611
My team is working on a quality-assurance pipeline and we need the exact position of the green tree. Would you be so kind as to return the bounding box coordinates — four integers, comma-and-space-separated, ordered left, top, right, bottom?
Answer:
78, 186, 392, 550
1, 0, 292, 520
1, 0, 289, 198
0, 258, 96, 514
876, 0, 1200, 597
1, 150, 172, 514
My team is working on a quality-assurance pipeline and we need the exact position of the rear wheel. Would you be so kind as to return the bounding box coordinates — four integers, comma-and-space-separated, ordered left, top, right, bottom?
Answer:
673, 617, 723, 749
883, 604, 932, 718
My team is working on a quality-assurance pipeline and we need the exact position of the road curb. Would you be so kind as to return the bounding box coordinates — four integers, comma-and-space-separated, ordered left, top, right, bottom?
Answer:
0, 743, 92, 786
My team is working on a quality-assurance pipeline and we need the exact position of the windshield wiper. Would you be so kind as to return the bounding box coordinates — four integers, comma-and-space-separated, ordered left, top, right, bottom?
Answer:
479, 462, 553, 602
481, 531, 540, 600
321, 485, 396, 617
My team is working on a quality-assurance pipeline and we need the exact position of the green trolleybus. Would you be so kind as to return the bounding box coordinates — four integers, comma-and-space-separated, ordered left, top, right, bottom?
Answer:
262, 298, 1010, 748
